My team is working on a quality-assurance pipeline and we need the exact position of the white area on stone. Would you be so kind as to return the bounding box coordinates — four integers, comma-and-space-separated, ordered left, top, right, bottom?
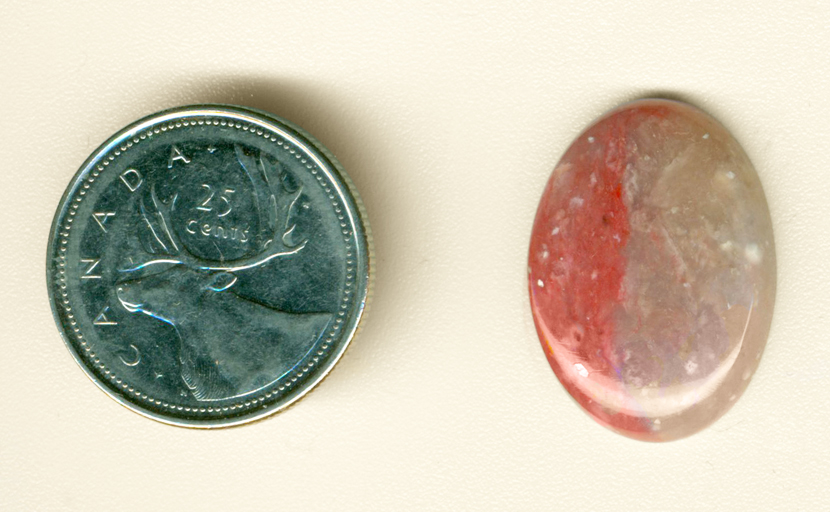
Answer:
744, 243, 762, 264
574, 363, 589, 377
685, 360, 698, 375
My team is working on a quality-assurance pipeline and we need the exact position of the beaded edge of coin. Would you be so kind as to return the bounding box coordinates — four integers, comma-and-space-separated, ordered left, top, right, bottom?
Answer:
46, 105, 373, 428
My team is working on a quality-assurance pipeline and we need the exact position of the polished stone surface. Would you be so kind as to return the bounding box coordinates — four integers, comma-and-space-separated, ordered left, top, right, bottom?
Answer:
528, 99, 776, 441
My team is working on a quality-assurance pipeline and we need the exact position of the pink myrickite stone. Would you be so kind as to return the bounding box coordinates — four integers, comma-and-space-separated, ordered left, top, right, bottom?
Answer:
528, 99, 776, 441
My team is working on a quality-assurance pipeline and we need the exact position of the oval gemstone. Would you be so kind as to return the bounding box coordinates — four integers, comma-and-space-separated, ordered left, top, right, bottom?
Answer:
528, 99, 776, 441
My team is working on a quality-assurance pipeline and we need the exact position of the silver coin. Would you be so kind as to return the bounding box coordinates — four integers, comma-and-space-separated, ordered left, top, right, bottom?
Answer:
47, 105, 372, 427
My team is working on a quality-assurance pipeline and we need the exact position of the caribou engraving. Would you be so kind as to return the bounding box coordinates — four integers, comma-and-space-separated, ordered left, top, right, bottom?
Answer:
115, 145, 331, 401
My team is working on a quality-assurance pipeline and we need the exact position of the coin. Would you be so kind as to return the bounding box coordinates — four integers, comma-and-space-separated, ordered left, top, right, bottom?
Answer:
47, 105, 372, 427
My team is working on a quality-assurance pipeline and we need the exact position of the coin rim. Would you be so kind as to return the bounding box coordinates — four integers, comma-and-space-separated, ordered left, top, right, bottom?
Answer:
46, 104, 373, 428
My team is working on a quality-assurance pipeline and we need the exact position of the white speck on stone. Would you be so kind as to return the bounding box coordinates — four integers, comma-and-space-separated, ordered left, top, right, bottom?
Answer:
643, 155, 651, 161
551, 227, 560, 236
574, 363, 589, 377
591, 270, 598, 280
683, 282, 691, 288
570, 197, 584, 208
590, 173, 597, 186
653, 419, 661, 428
587, 136, 595, 143
744, 243, 762, 264
671, 206, 679, 214
613, 234, 621, 243
685, 360, 698, 375
702, 133, 710, 139
726, 171, 735, 180
742, 369, 752, 380
537, 279, 544, 288
729, 394, 737, 402
541, 250, 549, 259
720, 240, 733, 251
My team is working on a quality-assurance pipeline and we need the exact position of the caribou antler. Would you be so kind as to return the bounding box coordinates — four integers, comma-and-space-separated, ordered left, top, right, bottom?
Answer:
230, 144, 307, 271
120, 146, 307, 274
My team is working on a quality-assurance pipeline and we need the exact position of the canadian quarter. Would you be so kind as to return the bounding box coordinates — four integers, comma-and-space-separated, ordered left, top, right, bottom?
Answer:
47, 105, 372, 427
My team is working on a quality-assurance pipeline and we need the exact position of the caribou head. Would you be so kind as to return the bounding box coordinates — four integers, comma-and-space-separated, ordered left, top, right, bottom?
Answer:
115, 144, 323, 400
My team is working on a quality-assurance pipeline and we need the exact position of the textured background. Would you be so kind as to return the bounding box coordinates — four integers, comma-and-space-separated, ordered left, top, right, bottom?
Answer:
1, 1, 828, 510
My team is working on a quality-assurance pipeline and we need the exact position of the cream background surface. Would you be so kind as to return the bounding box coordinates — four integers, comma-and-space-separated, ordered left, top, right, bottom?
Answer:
1, 1, 828, 510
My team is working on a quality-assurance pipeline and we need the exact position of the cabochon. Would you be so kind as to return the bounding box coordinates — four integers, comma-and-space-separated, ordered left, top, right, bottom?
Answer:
529, 99, 776, 441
